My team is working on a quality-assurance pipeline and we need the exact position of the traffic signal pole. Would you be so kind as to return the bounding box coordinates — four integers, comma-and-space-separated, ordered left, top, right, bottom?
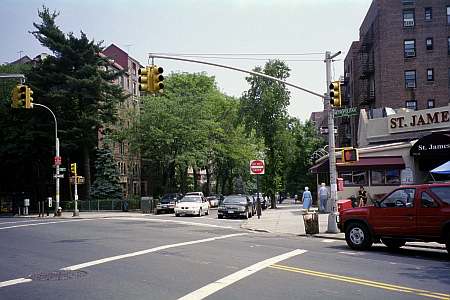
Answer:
325, 51, 340, 233
33, 103, 61, 216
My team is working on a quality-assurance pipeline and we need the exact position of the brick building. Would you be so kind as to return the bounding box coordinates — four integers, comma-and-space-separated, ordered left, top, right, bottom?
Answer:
339, 0, 450, 147
101, 44, 147, 198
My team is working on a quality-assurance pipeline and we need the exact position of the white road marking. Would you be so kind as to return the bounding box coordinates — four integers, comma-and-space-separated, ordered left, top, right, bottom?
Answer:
177, 249, 308, 300
0, 232, 247, 289
339, 251, 364, 256
108, 217, 235, 229
0, 278, 32, 288
0, 219, 92, 230
0, 219, 46, 225
321, 239, 337, 243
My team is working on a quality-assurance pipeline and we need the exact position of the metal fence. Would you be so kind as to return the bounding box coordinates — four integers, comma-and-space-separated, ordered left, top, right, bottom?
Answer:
60, 199, 142, 211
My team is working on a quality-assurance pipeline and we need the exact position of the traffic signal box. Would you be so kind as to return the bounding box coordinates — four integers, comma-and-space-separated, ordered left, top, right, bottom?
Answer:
329, 81, 342, 107
70, 163, 77, 175
342, 148, 359, 163
138, 65, 164, 93
11, 84, 33, 109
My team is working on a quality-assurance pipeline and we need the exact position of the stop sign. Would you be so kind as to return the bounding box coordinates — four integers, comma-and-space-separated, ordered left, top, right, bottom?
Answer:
250, 160, 265, 175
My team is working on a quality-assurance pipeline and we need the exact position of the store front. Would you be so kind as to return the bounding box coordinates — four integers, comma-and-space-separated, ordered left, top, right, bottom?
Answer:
311, 105, 450, 201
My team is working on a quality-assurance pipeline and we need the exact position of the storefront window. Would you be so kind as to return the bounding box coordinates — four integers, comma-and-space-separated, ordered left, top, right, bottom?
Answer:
339, 171, 368, 186
370, 169, 401, 185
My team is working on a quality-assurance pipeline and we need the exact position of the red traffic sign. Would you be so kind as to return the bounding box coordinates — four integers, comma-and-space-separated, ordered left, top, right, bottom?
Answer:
54, 156, 62, 166
250, 160, 265, 175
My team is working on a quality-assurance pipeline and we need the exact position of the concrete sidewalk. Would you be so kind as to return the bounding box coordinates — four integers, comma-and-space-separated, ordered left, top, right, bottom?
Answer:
15, 211, 150, 219
242, 201, 446, 251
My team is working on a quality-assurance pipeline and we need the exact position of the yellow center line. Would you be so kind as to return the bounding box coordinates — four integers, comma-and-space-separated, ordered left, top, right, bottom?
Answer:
269, 264, 450, 300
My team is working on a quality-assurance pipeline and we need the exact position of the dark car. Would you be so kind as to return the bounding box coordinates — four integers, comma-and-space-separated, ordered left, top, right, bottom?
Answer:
339, 183, 450, 255
156, 193, 183, 214
218, 195, 254, 219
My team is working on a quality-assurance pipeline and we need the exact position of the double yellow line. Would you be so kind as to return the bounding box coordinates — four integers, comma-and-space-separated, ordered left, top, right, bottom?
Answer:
269, 264, 450, 300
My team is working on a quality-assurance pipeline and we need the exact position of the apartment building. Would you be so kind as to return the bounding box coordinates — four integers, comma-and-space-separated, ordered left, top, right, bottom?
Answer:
101, 44, 147, 198
340, 0, 450, 147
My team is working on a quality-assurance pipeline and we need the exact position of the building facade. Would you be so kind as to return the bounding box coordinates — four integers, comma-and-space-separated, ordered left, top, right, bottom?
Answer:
101, 44, 147, 199
340, 0, 450, 147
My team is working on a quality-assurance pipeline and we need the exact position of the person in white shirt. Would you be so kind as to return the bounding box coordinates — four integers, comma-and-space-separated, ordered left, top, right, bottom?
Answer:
318, 183, 329, 213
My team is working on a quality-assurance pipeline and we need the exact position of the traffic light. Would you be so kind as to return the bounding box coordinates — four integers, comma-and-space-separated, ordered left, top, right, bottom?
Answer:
342, 148, 359, 163
25, 86, 34, 109
138, 67, 150, 92
329, 81, 342, 107
151, 65, 164, 92
70, 163, 77, 175
11, 86, 19, 108
17, 85, 27, 108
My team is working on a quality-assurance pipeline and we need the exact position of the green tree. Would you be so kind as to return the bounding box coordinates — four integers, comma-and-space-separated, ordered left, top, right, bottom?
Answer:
90, 146, 122, 201
27, 7, 127, 199
240, 60, 291, 208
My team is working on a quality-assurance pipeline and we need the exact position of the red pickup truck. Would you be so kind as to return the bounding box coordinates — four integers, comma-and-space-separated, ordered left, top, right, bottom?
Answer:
339, 183, 450, 255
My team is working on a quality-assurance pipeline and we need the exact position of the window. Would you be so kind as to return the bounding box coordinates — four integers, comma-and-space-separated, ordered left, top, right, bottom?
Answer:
427, 68, 434, 81
339, 171, 367, 186
448, 37, 450, 55
447, 6, 450, 25
403, 10, 415, 27
404, 40, 416, 57
406, 100, 417, 110
424, 7, 432, 21
427, 99, 435, 109
426, 38, 433, 50
430, 187, 450, 204
421, 192, 438, 208
380, 188, 416, 208
402, 0, 415, 5
370, 169, 401, 185
404, 70, 416, 88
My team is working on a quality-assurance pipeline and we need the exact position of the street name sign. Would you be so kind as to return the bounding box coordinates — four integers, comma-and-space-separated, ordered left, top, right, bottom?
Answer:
334, 107, 359, 118
250, 160, 265, 175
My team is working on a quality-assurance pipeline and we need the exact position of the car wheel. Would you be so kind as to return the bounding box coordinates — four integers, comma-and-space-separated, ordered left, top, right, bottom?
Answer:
155, 210, 159, 215
446, 234, 450, 257
345, 222, 373, 250
175, 213, 180, 217
206, 209, 209, 216
218, 214, 223, 219
381, 238, 406, 249
198, 208, 202, 217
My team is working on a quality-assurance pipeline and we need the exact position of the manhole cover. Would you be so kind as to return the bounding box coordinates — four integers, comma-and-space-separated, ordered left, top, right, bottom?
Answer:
28, 270, 87, 281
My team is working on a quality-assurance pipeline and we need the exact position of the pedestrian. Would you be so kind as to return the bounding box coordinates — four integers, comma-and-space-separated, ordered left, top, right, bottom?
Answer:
318, 183, 329, 213
358, 185, 368, 207
302, 187, 312, 211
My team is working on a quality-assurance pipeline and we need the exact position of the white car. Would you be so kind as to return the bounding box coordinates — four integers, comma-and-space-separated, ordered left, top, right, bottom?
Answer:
175, 195, 210, 217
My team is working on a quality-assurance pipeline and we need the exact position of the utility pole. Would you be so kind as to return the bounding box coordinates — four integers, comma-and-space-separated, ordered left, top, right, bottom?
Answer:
325, 51, 341, 233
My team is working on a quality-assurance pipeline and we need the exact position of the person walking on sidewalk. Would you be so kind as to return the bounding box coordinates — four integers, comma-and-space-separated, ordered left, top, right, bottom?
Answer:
302, 187, 312, 211
318, 183, 329, 213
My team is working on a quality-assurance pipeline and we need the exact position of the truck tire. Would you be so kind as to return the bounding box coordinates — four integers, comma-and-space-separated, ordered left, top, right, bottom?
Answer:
381, 238, 406, 249
345, 222, 373, 250
446, 234, 450, 257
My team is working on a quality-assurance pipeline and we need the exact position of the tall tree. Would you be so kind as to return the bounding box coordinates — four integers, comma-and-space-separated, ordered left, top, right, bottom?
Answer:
240, 60, 291, 208
90, 146, 122, 201
27, 7, 127, 199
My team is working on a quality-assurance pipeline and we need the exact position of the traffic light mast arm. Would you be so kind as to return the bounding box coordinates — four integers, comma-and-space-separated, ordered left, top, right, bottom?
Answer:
148, 54, 325, 99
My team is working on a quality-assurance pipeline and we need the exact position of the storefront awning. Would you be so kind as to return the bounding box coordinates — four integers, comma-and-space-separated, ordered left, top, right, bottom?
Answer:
310, 156, 405, 173
410, 132, 450, 157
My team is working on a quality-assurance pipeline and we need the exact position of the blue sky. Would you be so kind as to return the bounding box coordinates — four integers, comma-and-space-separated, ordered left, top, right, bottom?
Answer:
1, 0, 372, 120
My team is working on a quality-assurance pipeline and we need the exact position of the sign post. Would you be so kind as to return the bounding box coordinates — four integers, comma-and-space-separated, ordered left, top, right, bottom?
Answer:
250, 160, 265, 219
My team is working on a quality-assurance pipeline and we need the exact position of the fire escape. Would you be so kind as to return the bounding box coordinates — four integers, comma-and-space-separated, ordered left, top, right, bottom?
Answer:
359, 27, 375, 108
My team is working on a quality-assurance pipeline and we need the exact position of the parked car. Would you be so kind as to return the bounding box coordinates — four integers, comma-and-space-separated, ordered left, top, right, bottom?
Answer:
185, 192, 204, 197
339, 183, 450, 255
155, 193, 183, 214
218, 195, 254, 219
207, 196, 219, 208
174, 195, 210, 217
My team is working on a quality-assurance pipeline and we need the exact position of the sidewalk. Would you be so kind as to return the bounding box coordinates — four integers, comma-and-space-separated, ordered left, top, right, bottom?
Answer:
242, 200, 446, 250
15, 211, 149, 219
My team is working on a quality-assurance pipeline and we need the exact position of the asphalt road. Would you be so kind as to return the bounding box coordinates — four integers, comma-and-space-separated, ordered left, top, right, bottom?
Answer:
0, 214, 449, 300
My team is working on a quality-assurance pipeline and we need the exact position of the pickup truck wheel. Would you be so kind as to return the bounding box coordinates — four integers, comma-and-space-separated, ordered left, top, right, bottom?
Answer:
381, 238, 406, 249
345, 222, 373, 250
446, 235, 450, 256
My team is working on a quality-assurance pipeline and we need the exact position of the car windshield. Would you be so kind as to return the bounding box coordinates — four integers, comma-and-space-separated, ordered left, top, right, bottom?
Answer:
160, 194, 177, 203
223, 196, 247, 204
179, 196, 202, 203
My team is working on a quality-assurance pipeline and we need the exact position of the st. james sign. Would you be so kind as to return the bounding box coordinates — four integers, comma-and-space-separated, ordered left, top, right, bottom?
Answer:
388, 107, 450, 134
